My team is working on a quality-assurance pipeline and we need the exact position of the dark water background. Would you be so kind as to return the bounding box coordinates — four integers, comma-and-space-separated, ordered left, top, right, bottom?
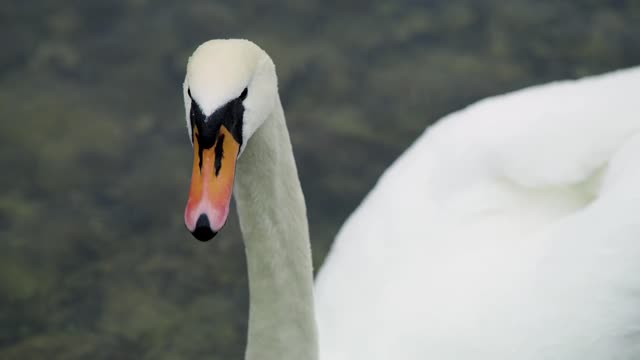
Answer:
1, 1, 639, 359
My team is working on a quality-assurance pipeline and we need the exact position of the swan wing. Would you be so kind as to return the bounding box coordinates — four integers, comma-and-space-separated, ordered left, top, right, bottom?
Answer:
315, 66, 640, 360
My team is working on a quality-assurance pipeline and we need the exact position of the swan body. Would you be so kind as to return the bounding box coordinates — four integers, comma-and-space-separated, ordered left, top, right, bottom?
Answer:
315, 66, 640, 360
181, 39, 640, 360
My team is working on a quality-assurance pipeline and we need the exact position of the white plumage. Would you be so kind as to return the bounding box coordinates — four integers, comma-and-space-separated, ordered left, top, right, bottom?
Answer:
315, 66, 640, 360
183, 39, 640, 360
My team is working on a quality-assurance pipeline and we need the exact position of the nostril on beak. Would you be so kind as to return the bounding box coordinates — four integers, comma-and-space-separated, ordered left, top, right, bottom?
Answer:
192, 213, 217, 241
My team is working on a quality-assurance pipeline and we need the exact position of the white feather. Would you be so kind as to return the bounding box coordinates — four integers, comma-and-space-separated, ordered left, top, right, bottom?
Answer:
315, 66, 640, 360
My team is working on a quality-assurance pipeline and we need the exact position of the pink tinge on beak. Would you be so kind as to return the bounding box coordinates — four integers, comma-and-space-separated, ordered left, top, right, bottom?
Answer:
184, 195, 230, 235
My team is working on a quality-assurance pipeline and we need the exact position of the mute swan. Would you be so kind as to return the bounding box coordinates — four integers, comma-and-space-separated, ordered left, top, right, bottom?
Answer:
181, 39, 640, 360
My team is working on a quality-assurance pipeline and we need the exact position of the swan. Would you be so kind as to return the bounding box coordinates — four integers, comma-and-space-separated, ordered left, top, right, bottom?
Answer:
181, 38, 640, 360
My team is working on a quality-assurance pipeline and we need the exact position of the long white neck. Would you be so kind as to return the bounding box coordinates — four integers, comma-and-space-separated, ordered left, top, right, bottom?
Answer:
233, 96, 319, 360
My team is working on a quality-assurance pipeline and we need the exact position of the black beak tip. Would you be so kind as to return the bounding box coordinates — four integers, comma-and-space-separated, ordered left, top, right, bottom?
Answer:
192, 227, 217, 241
191, 214, 218, 241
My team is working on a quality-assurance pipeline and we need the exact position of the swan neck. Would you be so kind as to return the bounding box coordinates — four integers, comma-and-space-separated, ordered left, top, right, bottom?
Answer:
234, 96, 318, 360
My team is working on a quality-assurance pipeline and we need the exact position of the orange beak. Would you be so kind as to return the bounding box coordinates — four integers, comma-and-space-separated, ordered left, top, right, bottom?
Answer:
184, 125, 240, 241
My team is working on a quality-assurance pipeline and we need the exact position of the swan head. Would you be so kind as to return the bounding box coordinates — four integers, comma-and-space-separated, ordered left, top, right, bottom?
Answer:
182, 39, 277, 241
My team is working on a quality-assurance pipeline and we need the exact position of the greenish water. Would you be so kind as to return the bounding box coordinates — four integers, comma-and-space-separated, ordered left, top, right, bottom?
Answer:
1, 1, 638, 359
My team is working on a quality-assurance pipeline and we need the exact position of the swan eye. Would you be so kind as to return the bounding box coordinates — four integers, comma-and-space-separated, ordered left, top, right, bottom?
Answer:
188, 89, 208, 143
189, 99, 205, 122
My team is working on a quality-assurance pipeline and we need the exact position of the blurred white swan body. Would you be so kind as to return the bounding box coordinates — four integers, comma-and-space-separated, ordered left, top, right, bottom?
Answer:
183, 40, 640, 360
315, 66, 640, 360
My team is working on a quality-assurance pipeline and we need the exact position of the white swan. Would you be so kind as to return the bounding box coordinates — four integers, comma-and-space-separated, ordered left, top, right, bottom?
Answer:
181, 39, 640, 360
